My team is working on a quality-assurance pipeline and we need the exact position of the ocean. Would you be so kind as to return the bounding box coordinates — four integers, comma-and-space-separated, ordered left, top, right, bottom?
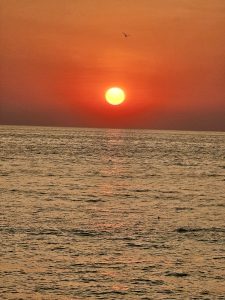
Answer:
1, 126, 225, 299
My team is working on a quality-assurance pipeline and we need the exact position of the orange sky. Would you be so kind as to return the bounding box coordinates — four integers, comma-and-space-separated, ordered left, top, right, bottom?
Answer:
0, 0, 225, 130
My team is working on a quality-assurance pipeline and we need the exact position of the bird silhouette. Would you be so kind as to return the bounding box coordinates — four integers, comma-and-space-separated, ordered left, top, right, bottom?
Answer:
122, 32, 130, 38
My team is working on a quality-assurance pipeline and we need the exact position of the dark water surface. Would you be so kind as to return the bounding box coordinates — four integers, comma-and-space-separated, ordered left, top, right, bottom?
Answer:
1, 126, 225, 299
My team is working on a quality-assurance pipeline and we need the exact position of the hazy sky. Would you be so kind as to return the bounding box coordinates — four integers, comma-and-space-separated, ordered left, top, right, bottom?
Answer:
0, 0, 224, 130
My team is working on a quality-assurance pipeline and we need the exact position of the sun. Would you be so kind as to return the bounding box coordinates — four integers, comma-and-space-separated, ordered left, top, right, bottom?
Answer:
105, 87, 126, 105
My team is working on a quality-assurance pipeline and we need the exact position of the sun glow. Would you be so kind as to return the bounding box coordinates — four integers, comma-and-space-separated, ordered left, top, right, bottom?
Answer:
105, 87, 126, 105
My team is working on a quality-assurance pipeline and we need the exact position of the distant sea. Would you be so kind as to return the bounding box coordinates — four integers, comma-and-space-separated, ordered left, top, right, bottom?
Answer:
1, 126, 225, 299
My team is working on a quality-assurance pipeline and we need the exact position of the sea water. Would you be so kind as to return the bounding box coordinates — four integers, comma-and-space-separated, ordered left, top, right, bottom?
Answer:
0, 126, 225, 299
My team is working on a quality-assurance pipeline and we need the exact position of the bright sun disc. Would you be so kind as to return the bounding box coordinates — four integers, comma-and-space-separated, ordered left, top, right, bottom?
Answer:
105, 87, 126, 105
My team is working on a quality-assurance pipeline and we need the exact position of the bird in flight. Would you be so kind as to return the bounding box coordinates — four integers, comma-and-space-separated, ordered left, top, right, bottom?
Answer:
122, 32, 130, 38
